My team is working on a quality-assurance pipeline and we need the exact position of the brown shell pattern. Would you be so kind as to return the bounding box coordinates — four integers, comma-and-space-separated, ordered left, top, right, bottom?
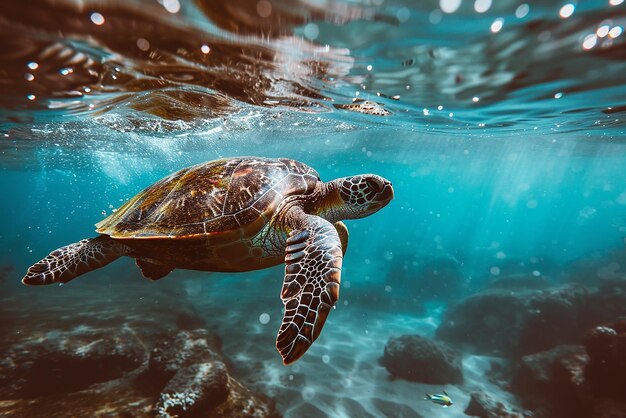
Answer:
96, 157, 319, 239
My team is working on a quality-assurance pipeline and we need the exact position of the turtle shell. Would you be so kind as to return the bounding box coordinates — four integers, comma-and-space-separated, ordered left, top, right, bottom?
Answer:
96, 157, 319, 239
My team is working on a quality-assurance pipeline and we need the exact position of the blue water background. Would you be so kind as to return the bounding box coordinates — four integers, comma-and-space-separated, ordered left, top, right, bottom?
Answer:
1, 0, 626, 416
3, 124, 625, 287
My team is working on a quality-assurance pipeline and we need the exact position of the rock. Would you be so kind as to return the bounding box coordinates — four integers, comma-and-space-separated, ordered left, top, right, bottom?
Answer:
465, 391, 524, 418
210, 377, 282, 418
584, 279, 626, 327
382, 335, 462, 384
437, 285, 588, 356
149, 329, 222, 383
437, 290, 530, 355
485, 360, 515, 389
175, 312, 208, 330
155, 361, 229, 418
584, 326, 617, 364
551, 347, 590, 402
584, 319, 626, 400
150, 330, 280, 418
590, 398, 626, 418
518, 285, 588, 355
500, 320, 626, 418
512, 345, 586, 396
512, 345, 593, 418
0, 327, 280, 418
0, 328, 144, 398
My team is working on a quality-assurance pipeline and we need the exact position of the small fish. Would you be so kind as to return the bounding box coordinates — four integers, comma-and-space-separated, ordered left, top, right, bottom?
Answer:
424, 391, 453, 408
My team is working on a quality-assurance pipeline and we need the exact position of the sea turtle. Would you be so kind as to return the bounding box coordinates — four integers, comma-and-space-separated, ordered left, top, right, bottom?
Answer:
23, 157, 394, 364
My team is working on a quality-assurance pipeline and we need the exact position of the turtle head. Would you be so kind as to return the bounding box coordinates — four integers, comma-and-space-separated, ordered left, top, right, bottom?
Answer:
331, 174, 394, 219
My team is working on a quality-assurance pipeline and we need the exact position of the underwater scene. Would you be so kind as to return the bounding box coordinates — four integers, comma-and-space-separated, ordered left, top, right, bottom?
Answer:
1, 0, 626, 417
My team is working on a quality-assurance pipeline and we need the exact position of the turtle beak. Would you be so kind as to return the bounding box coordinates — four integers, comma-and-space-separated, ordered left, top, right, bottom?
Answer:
380, 180, 394, 201
376, 180, 394, 202
370, 180, 394, 210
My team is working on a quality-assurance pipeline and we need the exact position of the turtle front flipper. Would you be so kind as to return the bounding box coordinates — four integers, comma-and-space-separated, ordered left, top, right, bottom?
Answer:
276, 209, 343, 365
22, 236, 129, 285
334, 221, 349, 256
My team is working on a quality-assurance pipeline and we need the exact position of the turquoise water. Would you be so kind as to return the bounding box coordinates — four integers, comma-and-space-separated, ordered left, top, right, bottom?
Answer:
1, 0, 626, 417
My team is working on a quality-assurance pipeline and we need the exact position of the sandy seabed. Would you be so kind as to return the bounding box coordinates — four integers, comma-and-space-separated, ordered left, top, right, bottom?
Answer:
0, 264, 517, 418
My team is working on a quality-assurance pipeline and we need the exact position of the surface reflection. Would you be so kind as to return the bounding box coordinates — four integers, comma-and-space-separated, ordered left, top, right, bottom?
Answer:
0, 0, 624, 134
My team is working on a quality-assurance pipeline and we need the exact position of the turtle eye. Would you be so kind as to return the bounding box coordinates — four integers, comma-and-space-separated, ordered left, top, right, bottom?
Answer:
367, 178, 385, 193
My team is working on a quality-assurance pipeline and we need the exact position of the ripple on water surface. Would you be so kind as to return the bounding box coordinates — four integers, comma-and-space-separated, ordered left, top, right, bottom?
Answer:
0, 0, 624, 137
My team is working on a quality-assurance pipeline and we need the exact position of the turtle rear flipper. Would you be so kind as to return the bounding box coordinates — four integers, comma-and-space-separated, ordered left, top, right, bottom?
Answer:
22, 235, 129, 285
135, 259, 173, 280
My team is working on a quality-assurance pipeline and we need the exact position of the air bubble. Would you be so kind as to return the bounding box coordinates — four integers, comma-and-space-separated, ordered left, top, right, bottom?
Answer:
515, 4, 530, 18
136, 38, 150, 51
90, 12, 105, 25
440, 0, 462, 14
559, 4, 575, 19
303, 23, 319, 40
474, 0, 492, 13
163, 0, 181, 13
491, 18, 504, 33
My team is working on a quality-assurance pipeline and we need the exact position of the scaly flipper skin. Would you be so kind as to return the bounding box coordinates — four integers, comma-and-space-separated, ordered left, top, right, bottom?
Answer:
22, 236, 129, 285
276, 209, 343, 364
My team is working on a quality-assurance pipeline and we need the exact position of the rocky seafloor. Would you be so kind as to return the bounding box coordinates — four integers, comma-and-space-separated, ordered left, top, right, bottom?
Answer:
1, 250, 626, 418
